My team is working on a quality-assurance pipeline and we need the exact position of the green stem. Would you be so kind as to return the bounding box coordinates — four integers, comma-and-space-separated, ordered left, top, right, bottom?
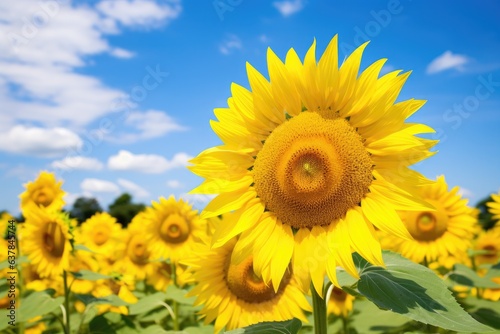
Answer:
170, 262, 179, 331
63, 271, 71, 334
15, 228, 24, 334
342, 316, 348, 334
311, 282, 327, 334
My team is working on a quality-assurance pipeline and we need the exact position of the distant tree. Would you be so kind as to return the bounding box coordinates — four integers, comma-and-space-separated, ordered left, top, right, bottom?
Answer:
475, 195, 496, 230
108, 193, 145, 228
70, 197, 103, 224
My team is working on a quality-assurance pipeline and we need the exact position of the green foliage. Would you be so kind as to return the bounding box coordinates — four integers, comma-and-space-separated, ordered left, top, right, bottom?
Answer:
108, 193, 146, 227
70, 197, 103, 223
18, 290, 65, 322
349, 251, 494, 333
225, 318, 302, 334
448, 264, 500, 288
71, 269, 112, 281
475, 195, 496, 230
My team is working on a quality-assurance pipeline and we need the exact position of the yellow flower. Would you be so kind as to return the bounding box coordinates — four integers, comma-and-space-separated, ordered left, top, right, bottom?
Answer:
91, 277, 138, 315
183, 237, 311, 333
19, 171, 65, 212
327, 286, 355, 318
486, 192, 500, 227
380, 176, 477, 267
22, 207, 72, 278
143, 196, 206, 264
78, 212, 123, 260
68, 250, 100, 294
189, 35, 437, 293
473, 228, 500, 267
0, 212, 14, 237
482, 277, 500, 302
113, 212, 153, 281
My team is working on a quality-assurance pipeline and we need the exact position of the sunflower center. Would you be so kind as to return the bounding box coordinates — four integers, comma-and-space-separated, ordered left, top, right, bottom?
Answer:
482, 245, 498, 258
253, 112, 373, 228
43, 222, 65, 257
127, 235, 150, 264
93, 228, 109, 246
403, 200, 449, 241
330, 287, 348, 302
34, 187, 54, 207
225, 256, 290, 303
159, 213, 190, 244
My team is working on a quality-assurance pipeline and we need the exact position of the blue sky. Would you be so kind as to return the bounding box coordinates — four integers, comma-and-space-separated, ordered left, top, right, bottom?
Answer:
1, 0, 499, 215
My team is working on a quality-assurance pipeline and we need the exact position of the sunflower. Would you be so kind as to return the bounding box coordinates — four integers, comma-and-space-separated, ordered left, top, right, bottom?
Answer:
78, 212, 123, 260
327, 286, 355, 318
91, 277, 138, 315
486, 192, 500, 227
473, 228, 500, 268
189, 35, 437, 293
143, 196, 206, 264
68, 250, 100, 294
380, 176, 477, 267
482, 276, 500, 302
22, 206, 72, 278
19, 171, 65, 212
183, 236, 311, 333
113, 212, 152, 281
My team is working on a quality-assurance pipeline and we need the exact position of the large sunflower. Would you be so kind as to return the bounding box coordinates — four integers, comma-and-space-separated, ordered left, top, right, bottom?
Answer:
380, 176, 477, 266
19, 171, 65, 212
183, 237, 311, 333
143, 196, 206, 264
22, 206, 72, 278
189, 36, 437, 293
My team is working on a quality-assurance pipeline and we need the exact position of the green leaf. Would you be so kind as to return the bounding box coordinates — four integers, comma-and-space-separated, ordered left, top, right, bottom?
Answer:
351, 298, 416, 333
73, 244, 96, 253
71, 269, 111, 281
183, 325, 215, 334
76, 293, 131, 307
224, 318, 302, 334
448, 264, 500, 288
18, 291, 64, 322
165, 285, 196, 305
0, 256, 29, 270
128, 292, 169, 315
462, 297, 500, 331
354, 251, 494, 333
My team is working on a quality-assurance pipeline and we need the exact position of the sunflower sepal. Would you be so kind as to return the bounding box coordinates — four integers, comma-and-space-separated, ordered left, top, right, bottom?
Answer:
224, 318, 303, 334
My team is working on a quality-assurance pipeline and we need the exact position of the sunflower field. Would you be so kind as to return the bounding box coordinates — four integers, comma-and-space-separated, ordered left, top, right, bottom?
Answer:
2, 36, 500, 334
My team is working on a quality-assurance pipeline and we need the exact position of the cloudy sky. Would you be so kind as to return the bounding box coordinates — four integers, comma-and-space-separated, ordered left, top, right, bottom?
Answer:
1, 0, 499, 215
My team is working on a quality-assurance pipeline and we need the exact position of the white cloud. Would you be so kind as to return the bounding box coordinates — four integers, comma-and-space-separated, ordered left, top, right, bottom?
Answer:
110, 47, 135, 59
166, 179, 182, 189
96, 0, 181, 28
81, 178, 120, 193
109, 110, 185, 142
0, 0, 181, 142
108, 150, 191, 173
219, 34, 242, 55
273, 0, 305, 17
426, 51, 469, 74
0, 125, 82, 157
458, 187, 473, 199
51, 156, 104, 171
117, 178, 150, 198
